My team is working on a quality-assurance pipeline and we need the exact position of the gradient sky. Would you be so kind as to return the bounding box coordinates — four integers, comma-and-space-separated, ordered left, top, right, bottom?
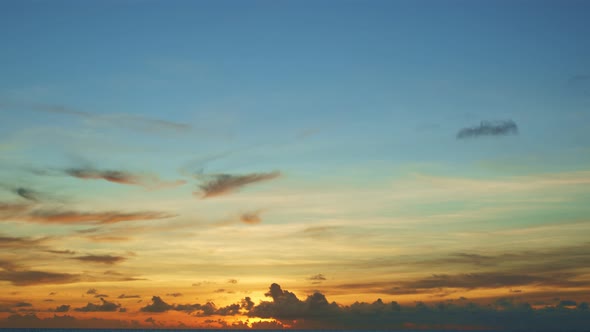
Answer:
1, 0, 590, 330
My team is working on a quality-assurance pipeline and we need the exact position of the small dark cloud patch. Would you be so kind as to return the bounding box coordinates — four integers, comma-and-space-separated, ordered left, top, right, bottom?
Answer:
456, 120, 518, 139
308, 274, 327, 282
45, 249, 76, 255
73, 255, 125, 265
118, 294, 141, 299
140, 296, 173, 313
196, 171, 281, 198
74, 298, 121, 312
166, 293, 183, 297
14, 302, 32, 308
240, 211, 262, 224
55, 305, 70, 312
227, 279, 238, 284
94, 294, 109, 298
12, 188, 40, 202
43, 299, 54, 302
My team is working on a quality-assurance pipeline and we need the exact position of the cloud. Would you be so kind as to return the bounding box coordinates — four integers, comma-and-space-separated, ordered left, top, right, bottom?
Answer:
54, 305, 70, 312
45, 249, 76, 255
86, 289, 98, 295
307, 274, 327, 284
5, 102, 191, 134
64, 167, 186, 189
240, 211, 262, 224
118, 294, 141, 299
140, 296, 173, 313
166, 293, 183, 297
456, 120, 518, 139
0, 202, 31, 219
0, 234, 46, 249
12, 188, 40, 202
25, 209, 175, 225
245, 283, 590, 330
227, 279, 238, 284
72, 255, 126, 265
14, 302, 32, 308
139, 296, 243, 316
196, 171, 281, 198
0, 270, 79, 286
74, 298, 121, 312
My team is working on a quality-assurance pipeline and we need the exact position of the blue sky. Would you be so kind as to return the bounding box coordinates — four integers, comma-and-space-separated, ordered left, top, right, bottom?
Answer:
1, 0, 590, 329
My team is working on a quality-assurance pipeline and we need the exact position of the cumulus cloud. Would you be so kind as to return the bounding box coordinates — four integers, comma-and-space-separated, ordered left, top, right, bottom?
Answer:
140, 296, 243, 316
246, 283, 590, 330
64, 167, 186, 189
456, 120, 518, 139
140, 296, 173, 313
196, 171, 281, 198
74, 298, 121, 312
72, 255, 126, 265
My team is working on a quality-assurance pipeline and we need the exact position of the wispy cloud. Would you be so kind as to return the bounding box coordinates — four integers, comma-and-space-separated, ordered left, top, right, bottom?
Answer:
64, 167, 186, 189
72, 255, 126, 265
1, 102, 191, 134
456, 120, 518, 139
25, 209, 175, 225
0, 270, 80, 286
12, 188, 40, 202
196, 171, 281, 198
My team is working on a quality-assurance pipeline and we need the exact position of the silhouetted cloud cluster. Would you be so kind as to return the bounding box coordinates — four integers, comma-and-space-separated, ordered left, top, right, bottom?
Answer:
456, 120, 518, 139
245, 283, 590, 330
74, 298, 121, 312
196, 171, 280, 198
140, 296, 247, 316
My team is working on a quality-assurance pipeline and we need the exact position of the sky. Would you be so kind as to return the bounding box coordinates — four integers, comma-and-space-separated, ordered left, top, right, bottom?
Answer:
1, 0, 590, 330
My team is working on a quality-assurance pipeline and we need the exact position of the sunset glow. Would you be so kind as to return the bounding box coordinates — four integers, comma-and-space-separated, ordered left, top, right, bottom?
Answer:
1, 0, 590, 330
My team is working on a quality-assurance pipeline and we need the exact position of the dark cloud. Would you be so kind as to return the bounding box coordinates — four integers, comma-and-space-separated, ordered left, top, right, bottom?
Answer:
118, 294, 141, 299
0, 270, 79, 286
140, 296, 173, 313
0, 313, 142, 329
14, 302, 32, 308
246, 283, 590, 330
26, 209, 174, 225
456, 120, 518, 139
12, 188, 40, 202
45, 249, 76, 255
94, 294, 109, 298
240, 211, 262, 224
196, 171, 281, 198
140, 296, 242, 316
0, 234, 46, 249
166, 293, 183, 297
64, 167, 186, 189
227, 279, 238, 284
308, 274, 327, 282
72, 255, 126, 265
55, 305, 70, 312
74, 298, 121, 312
86, 289, 98, 295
